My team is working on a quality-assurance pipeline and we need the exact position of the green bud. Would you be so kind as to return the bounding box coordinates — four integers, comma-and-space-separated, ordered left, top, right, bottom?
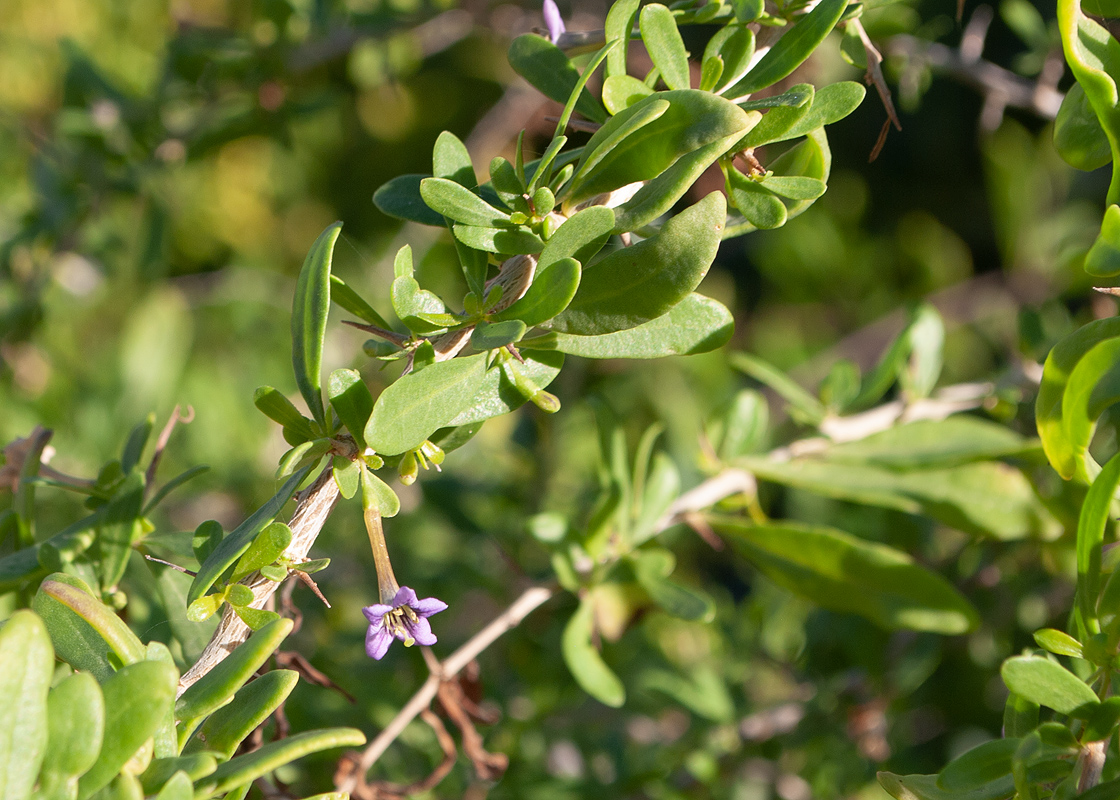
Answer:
531, 186, 556, 216
399, 451, 418, 485
504, 362, 561, 413
420, 440, 445, 466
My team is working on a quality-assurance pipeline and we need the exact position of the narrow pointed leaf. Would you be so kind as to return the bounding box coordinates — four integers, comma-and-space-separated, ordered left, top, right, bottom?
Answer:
184, 670, 299, 759
329, 275, 391, 329
715, 518, 980, 633
328, 369, 374, 449
254, 387, 317, 442
203, 729, 366, 795
562, 596, 625, 706
725, 0, 849, 97
292, 222, 342, 427
188, 468, 310, 605
175, 618, 294, 723
508, 34, 608, 124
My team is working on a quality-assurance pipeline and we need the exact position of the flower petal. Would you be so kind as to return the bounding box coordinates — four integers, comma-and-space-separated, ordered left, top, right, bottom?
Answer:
393, 586, 419, 607
412, 596, 448, 617
543, 0, 566, 44
366, 625, 393, 660
404, 616, 437, 646
362, 604, 393, 624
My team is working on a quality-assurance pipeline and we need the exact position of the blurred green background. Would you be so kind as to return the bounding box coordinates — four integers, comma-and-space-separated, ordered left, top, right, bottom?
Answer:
0, 0, 1111, 797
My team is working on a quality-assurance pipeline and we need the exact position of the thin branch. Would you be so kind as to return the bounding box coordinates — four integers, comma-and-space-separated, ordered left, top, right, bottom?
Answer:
338, 463, 776, 792
177, 465, 341, 696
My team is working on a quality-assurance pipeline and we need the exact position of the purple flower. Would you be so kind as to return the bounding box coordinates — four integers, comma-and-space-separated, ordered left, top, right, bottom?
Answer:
543, 0, 566, 44
363, 586, 448, 660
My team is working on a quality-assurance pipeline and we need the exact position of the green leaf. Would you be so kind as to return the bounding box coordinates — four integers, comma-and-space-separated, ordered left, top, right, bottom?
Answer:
561, 596, 625, 707
432, 130, 475, 187
1054, 82, 1113, 172
879, 772, 980, 800
471, 320, 527, 350
705, 24, 756, 92
153, 772, 192, 800
715, 518, 980, 633
37, 576, 146, 667
328, 369, 374, 450
602, 75, 655, 114
495, 258, 581, 327
759, 175, 826, 200
1059, 334, 1120, 482
739, 84, 814, 147
372, 174, 445, 227
725, 128, 834, 236
730, 0, 765, 22
936, 738, 1018, 797
569, 90, 752, 208
120, 415, 154, 475
539, 207, 615, 271
507, 34, 608, 124
446, 351, 565, 426
1076, 452, 1120, 632
40, 672, 104, 793
527, 293, 733, 358
201, 729, 366, 796
329, 275, 391, 330
0, 610, 53, 800
730, 352, 826, 423
1036, 317, 1120, 480
779, 81, 867, 142
640, 5, 690, 91
1000, 655, 1099, 714
633, 550, 713, 620
184, 670, 299, 760
332, 456, 361, 500
390, 274, 452, 335
175, 618, 294, 724
291, 223, 341, 429
231, 522, 292, 582
604, 0, 641, 78
725, 0, 850, 97
710, 389, 769, 460
738, 84, 815, 111
739, 457, 1060, 541
640, 666, 734, 722
1057, 0, 1120, 205
1086, 204, 1120, 278
232, 606, 282, 631
551, 192, 725, 335
726, 170, 788, 229
420, 177, 512, 229
77, 661, 179, 800
143, 465, 209, 515
366, 354, 489, 455
186, 594, 222, 623
633, 452, 680, 544
1082, 695, 1120, 740
823, 417, 1030, 470
96, 471, 146, 591
360, 468, 401, 518
1003, 692, 1040, 738
549, 41, 616, 147
188, 468, 310, 605
452, 224, 544, 255
140, 755, 217, 795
